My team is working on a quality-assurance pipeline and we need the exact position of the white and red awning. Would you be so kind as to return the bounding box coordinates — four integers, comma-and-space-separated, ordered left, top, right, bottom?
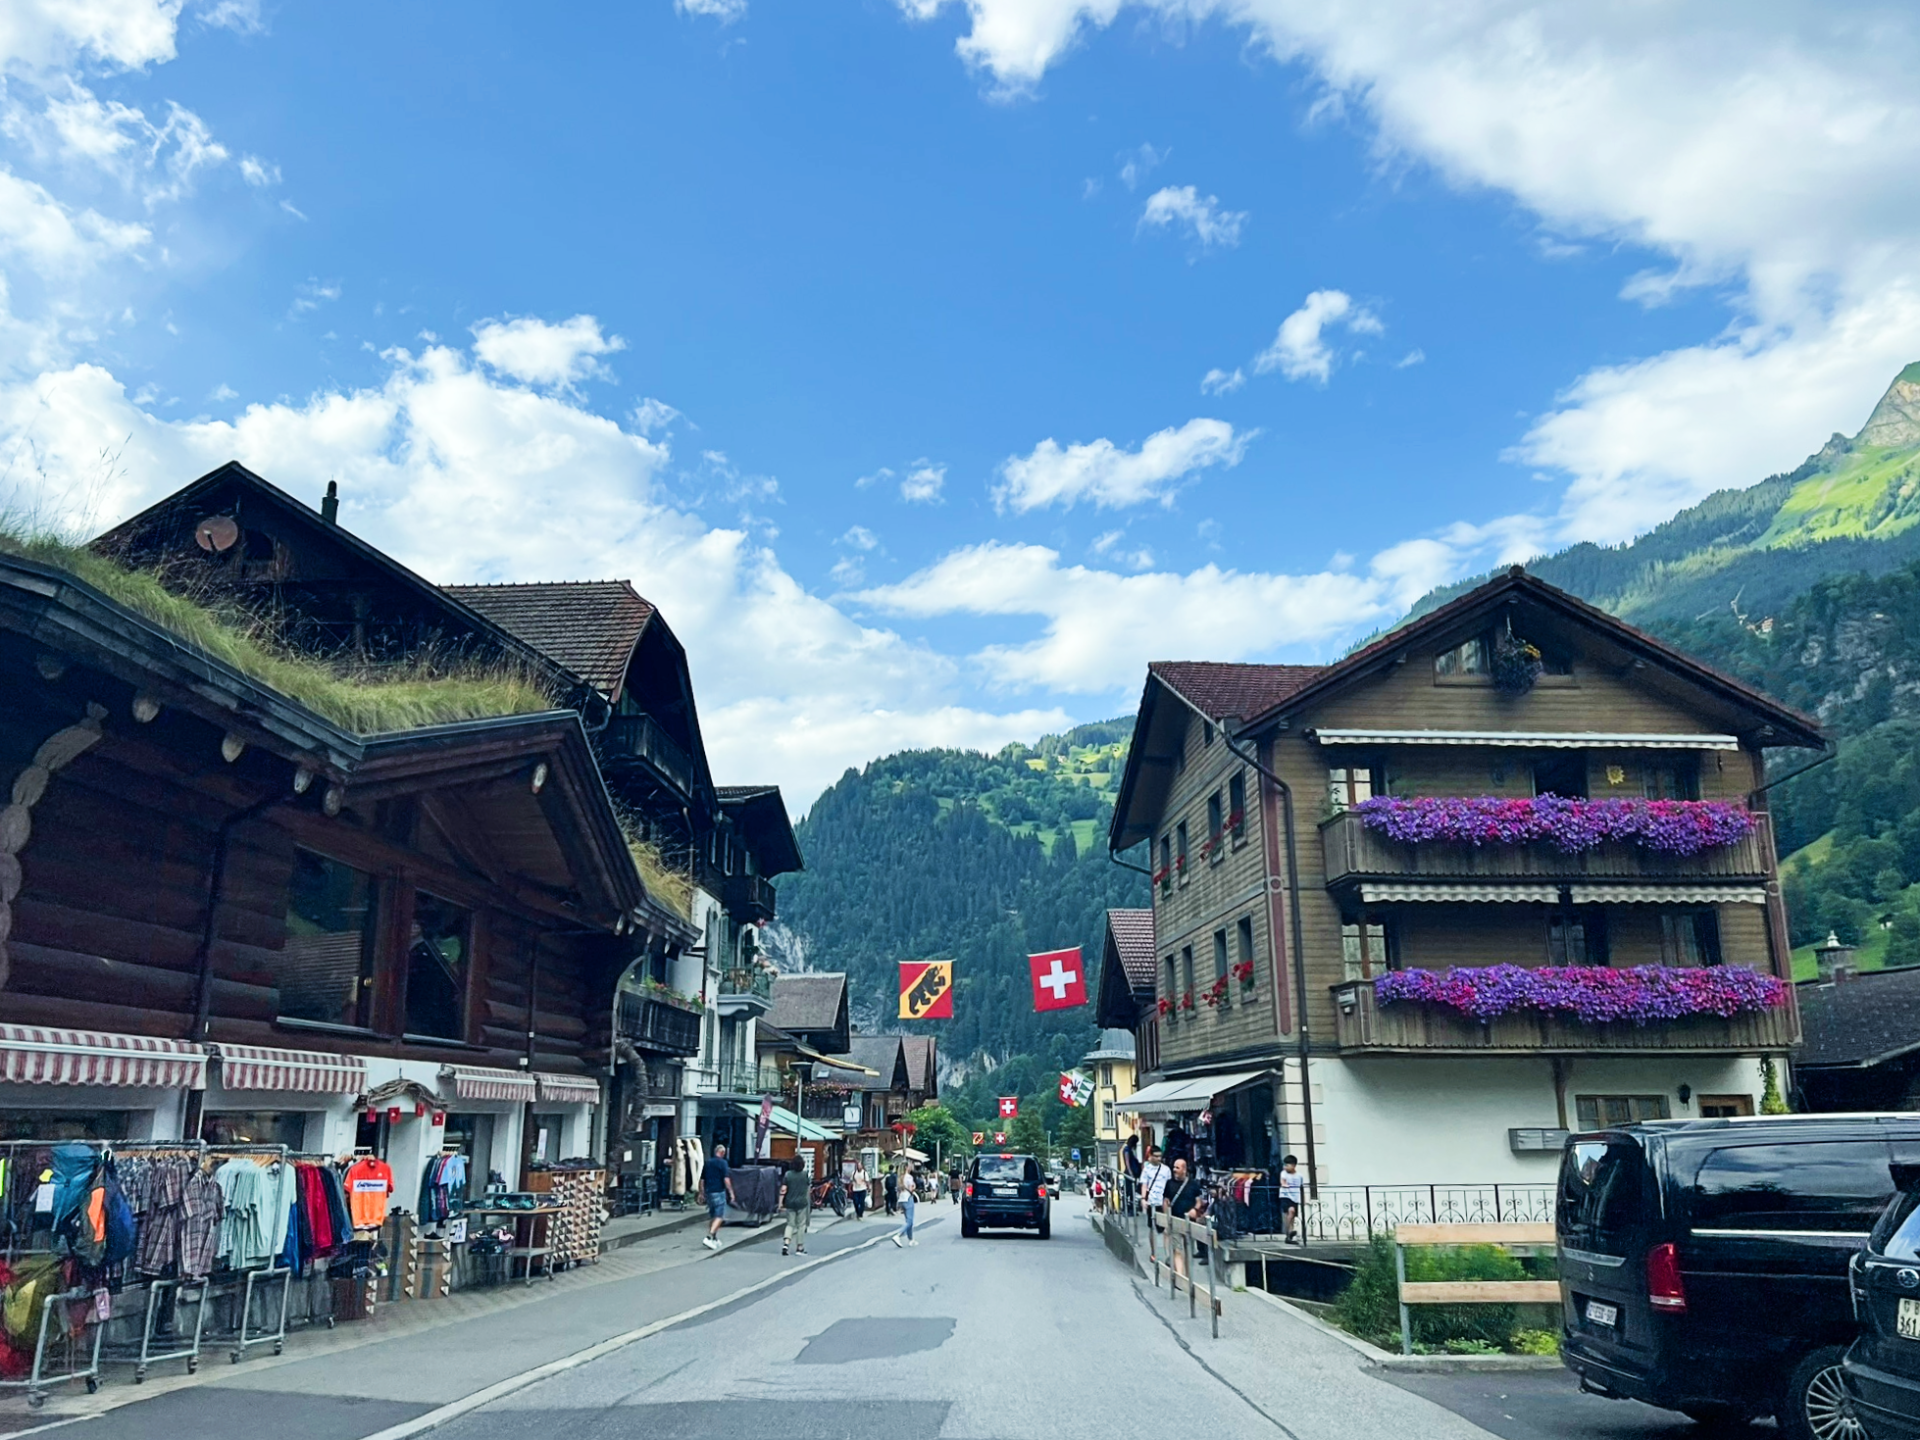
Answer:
533, 1072, 601, 1106
441, 1064, 537, 1104
212, 1045, 365, 1094
0, 1026, 206, 1090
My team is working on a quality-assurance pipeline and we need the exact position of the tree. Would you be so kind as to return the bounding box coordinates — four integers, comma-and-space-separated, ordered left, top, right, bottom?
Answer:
1008, 1107, 1048, 1159
902, 1103, 969, 1165
1057, 1098, 1095, 1159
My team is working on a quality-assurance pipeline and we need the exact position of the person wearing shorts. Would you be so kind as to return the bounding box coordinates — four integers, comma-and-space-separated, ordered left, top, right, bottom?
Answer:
1277, 1153, 1304, 1245
701, 1143, 735, 1251
777, 1157, 812, 1255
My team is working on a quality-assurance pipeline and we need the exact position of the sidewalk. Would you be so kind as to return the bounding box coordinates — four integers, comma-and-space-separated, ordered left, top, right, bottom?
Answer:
0, 1204, 875, 1436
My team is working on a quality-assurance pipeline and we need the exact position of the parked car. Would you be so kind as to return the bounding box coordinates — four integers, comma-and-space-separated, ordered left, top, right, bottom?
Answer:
962, 1152, 1051, 1239
1842, 1163, 1920, 1439
1557, 1114, 1920, 1440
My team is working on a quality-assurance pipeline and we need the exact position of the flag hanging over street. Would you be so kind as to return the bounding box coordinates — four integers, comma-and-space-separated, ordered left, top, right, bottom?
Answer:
970, 1131, 984, 1145
898, 960, 954, 1020
1058, 1070, 1094, 1107
997, 1095, 1019, 1119
993, 1131, 1007, 1145
1027, 946, 1087, 1012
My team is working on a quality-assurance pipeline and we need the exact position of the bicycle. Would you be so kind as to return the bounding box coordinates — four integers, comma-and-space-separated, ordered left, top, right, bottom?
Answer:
811, 1176, 851, 1217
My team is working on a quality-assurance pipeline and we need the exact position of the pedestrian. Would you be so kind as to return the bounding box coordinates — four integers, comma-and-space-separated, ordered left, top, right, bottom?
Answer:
1138, 1144, 1171, 1211
890, 1163, 919, 1247
884, 1164, 898, 1216
948, 1162, 961, 1204
700, 1141, 735, 1251
1163, 1157, 1203, 1278
1277, 1153, 1305, 1245
849, 1162, 869, 1220
1122, 1134, 1141, 1180
777, 1156, 812, 1256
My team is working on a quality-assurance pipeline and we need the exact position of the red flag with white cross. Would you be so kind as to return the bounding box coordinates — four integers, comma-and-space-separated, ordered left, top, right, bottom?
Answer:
997, 1095, 1019, 1119
1028, 946, 1087, 1012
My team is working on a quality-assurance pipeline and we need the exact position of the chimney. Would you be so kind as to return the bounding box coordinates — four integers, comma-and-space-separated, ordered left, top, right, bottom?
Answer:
320, 481, 339, 525
1814, 931, 1857, 983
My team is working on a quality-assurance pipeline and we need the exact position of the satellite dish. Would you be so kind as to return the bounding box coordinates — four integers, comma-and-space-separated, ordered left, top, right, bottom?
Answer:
194, 515, 240, 553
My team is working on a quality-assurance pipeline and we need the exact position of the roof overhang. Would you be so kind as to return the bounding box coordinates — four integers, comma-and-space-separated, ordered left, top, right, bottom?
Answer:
1114, 1068, 1274, 1115
1312, 728, 1743, 750
719, 786, 804, 876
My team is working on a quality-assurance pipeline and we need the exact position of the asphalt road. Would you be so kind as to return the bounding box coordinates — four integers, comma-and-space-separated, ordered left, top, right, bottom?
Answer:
12, 1197, 1742, 1440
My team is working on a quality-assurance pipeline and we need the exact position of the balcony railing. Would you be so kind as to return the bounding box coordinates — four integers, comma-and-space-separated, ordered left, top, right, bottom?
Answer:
1321, 808, 1773, 889
723, 873, 776, 923
718, 1061, 786, 1094
616, 990, 702, 1056
717, 967, 774, 1017
603, 712, 695, 799
1329, 977, 1798, 1055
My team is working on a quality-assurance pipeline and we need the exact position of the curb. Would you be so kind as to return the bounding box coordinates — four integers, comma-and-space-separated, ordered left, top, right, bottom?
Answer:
1240, 1288, 1563, 1372
600, 1209, 705, 1253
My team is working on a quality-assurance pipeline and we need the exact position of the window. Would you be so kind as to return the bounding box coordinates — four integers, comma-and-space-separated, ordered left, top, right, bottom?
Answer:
975, 1155, 1025, 1181
1533, 753, 1589, 799
1697, 1094, 1754, 1118
1203, 721, 1215, 747
1434, 634, 1490, 677
1175, 820, 1190, 881
1206, 791, 1224, 860
1180, 945, 1195, 1002
1643, 762, 1700, 801
1158, 836, 1172, 896
1099, 1063, 1113, 1086
1237, 916, 1256, 985
281, 849, 378, 1027
1549, 911, 1608, 966
1688, 1141, 1893, 1234
1212, 929, 1230, 1006
1327, 764, 1377, 813
1575, 1094, 1670, 1128
1342, 918, 1392, 981
1875, 1191, 1920, 1262
1559, 1140, 1654, 1258
1661, 910, 1723, 966
1229, 772, 1247, 841
1101, 1101, 1115, 1133
201, 1111, 310, 1148
405, 891, 472, 1040
1163, 956, 1177, 1016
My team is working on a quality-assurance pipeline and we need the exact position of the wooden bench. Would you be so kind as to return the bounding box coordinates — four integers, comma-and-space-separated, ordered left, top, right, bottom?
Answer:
1394, 1222, 1560, 1355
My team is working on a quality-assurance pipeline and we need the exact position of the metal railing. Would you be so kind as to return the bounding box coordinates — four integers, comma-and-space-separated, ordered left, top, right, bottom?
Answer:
616, 991, 702, 1056
718, 967, 775, 1006
603, 713, 695, 798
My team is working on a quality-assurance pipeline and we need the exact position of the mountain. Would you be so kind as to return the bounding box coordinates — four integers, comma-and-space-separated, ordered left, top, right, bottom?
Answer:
770, 719, 1147, 1114
1417, 364, 1920, 627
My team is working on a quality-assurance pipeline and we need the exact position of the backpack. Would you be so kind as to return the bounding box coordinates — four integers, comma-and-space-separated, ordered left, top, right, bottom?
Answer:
56, 1155, 135, 1271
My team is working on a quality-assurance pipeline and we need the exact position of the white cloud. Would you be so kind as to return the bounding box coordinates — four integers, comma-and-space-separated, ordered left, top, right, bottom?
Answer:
1254, 289, 1380, 384
900, 460, 946, 503
9, 83, 232, 206
1138, 184, 1245, 251
677, 0, 747, 22
842, 525, 880, 551
197, 0, 264, 34
855, 465, 893, 490
208, 381, 235, 401
0, 168, 149, 277
993, 417, 1250, 512
1200, 366, 1244, 395
0, 342, 1089, 807
0, 0, 182, 75
1394, 347, 1424, 368
1089, 529, 1153, 570
470, 314, 625, 390
288, 277, 339, 316
630, 396, 682, 435
1118, 141, 1166, 190
237, 154, 277, 185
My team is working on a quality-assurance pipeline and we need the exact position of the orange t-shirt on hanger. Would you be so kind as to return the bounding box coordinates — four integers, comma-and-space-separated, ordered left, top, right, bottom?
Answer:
344, 1156, 395, 1229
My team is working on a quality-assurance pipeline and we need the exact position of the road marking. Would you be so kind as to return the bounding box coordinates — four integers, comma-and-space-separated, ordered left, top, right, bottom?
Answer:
353, 1228, 901, 1440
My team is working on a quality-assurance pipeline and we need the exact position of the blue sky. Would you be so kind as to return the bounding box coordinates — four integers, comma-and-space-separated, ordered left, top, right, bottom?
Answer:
5, 1, 1920, 805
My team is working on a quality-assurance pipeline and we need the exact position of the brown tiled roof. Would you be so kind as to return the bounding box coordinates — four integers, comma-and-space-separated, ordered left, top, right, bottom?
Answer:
826, 1036, 904, 1089
443, 581, 654, 700
899, 1035, 936, 1093
1797, 968, 1920, 1069
1147, 661, 1326, 724
1106, 908, 1157, 990
768, 973, 848, 1035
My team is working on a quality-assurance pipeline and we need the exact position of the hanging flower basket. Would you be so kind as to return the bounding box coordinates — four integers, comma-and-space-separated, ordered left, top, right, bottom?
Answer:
1201, 976, 1230, 1007
1374, 963, 1787, 1025
1351, 795, 1755, 855
1492, 629, 1544, 695
1231, 959, 1255, 984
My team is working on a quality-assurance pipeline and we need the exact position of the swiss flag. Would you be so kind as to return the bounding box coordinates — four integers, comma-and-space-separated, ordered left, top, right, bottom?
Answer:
993, 1131, 1007, 1145
1028, 946, 1088, 1012
998, 1095, 1019, 1119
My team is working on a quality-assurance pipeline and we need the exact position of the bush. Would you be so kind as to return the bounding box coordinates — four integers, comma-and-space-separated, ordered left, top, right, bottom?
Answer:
1330, 1238, 1531, 1350
1512, 1328, 1560, 1356
1331, 1235, 1401, 1346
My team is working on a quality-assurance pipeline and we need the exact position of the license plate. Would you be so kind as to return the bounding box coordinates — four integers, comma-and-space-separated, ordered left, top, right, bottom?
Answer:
994, 1186, 1015, 1196
1900, 1298, 1920, 1341
1586, 1300, 1619, 1328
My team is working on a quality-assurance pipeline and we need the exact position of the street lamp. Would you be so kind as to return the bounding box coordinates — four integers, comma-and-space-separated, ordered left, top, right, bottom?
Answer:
790, 1060, 813, 1176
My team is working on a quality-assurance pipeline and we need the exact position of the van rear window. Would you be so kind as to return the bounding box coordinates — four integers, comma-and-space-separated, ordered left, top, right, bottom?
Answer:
1688, 1141, 1891, 1234
1875, 1192, 1920, 1262
1559, 1140, 1651, 1257
975, 1156, 1027, 1183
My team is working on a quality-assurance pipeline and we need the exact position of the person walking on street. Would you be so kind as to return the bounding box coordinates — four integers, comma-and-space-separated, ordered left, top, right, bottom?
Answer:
948, 1162, 961, 1204
1163, 1157, 1203, 1279
849, 1162, 869, 1220
1138, 1145, 1171, 1210
890, 1164, 919, 1247
1277, 1153, 1305, 1245
883, 1164, 898, 1216
777, 1156, 812, 1256
700, 1142, 735, 1251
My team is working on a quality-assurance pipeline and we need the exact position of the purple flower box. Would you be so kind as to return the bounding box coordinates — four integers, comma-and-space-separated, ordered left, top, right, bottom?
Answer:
1373, 963, 1787, 1024
1351, 795, 1755, 856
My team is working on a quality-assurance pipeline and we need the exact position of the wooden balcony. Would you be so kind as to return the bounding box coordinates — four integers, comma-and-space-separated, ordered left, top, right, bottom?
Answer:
723, 873, 776, 924
1329, 978, 1798, 1055
1320, 809, 1774, 891
616, 990, 702, 1057
602, 712, 695, 800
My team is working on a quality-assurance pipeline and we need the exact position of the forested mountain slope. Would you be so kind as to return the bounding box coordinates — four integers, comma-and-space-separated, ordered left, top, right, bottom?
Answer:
772, 720, 1146, 1089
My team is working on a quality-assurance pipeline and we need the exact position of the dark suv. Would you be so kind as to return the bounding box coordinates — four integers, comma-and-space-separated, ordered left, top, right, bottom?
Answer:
962, 1153, 1050, 1239
1842, 1165, 1920, 1439
1558, 1115, 1920, 1439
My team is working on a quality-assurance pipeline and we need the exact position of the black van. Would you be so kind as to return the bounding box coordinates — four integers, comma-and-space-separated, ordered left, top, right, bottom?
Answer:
1557, 1115, 1920, 1439
962, 1153, 1050, 1238
1841, 1166, 1920, 1439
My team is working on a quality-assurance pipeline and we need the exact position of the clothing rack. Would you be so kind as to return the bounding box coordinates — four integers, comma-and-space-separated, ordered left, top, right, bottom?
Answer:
203, 1144, 294, 1362
101, 1141, 211, 1383
0, 1140, 118, 1406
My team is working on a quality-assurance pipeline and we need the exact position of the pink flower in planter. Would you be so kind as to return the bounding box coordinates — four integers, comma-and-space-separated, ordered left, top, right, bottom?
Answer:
1374, 963, 1786, 1024
1351, 795, 1754, 856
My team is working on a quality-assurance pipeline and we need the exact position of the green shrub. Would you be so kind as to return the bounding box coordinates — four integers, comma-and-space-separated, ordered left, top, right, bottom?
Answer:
1512, 1327, 1560, 1356
1330, 1235, 1401, 1346
1404, 1244, 1527, 1349
1444, 1338, 1502, 1355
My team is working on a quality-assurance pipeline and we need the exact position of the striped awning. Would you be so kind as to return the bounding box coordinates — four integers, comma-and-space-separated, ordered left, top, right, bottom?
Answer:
534, 1072, 601, 1106
1360, 883, 1562, 904
213, 1044, 365, 1094
440, 1064, 537, 1103
0, 1026, 206, 1090
1569, 884, 1769, 905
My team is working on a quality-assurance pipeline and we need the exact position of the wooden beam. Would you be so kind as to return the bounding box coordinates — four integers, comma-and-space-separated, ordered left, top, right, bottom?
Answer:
1399, 1280, 1562, 1305
1395, 1222, 1556, 1246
